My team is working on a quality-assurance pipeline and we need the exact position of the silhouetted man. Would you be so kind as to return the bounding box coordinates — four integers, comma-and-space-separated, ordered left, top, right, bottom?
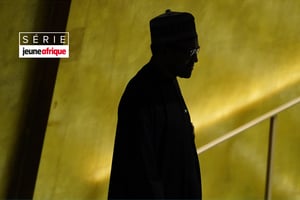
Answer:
108, 10, 201, 199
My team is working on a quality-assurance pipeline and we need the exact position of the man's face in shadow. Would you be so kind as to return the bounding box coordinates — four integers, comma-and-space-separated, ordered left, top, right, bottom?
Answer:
166, 38, 200, 78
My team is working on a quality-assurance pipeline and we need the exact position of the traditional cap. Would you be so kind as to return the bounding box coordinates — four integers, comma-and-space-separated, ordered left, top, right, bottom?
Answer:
150, 9, 198, 45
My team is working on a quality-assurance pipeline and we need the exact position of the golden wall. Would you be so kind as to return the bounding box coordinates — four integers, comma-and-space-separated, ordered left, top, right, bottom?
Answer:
5, 0, 296, 199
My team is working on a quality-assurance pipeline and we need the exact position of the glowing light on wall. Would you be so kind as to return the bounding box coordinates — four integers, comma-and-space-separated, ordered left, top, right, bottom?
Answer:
193, 62, 300, 133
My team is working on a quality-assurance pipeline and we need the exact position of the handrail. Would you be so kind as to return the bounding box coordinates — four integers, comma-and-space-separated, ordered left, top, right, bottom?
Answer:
196, 96, 300, 200
197, 96, 300, 155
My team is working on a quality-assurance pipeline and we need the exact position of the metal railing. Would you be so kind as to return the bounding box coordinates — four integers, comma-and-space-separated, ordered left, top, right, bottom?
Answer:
197, 96, 300, 200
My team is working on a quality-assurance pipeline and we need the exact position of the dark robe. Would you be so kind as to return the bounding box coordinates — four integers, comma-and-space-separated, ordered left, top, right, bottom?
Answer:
108, 62, 202, 199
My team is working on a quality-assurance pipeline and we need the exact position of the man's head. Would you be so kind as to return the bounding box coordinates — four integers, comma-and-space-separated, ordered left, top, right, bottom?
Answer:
150, 10, 200, 78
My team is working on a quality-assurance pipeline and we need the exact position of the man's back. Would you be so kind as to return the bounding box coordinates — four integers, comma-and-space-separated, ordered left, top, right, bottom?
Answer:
108, 63, 202, 199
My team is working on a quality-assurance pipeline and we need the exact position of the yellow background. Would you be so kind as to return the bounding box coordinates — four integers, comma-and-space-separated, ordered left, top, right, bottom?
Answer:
1, 0, 300, 199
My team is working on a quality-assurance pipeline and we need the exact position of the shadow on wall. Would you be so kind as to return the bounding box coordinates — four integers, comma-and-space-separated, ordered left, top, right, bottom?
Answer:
2, 0, 71, 199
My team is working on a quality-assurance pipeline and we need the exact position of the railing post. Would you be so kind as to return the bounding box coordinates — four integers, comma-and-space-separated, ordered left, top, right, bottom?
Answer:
265, 115, 277, 200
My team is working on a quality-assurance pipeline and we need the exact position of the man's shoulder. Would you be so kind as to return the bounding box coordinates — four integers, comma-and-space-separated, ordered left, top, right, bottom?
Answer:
120, 65, 159, 105
127, 64, 156, 92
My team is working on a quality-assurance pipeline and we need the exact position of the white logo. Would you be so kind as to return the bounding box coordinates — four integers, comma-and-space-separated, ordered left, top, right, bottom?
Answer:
19, 32, 69, 58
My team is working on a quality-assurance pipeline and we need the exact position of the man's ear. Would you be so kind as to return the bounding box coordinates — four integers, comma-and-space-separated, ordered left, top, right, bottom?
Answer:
160, 45, 172, 57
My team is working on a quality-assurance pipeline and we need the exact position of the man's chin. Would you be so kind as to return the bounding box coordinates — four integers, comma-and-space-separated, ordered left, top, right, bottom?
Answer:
177, 69, 193, 78
178, 72, 192, 78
